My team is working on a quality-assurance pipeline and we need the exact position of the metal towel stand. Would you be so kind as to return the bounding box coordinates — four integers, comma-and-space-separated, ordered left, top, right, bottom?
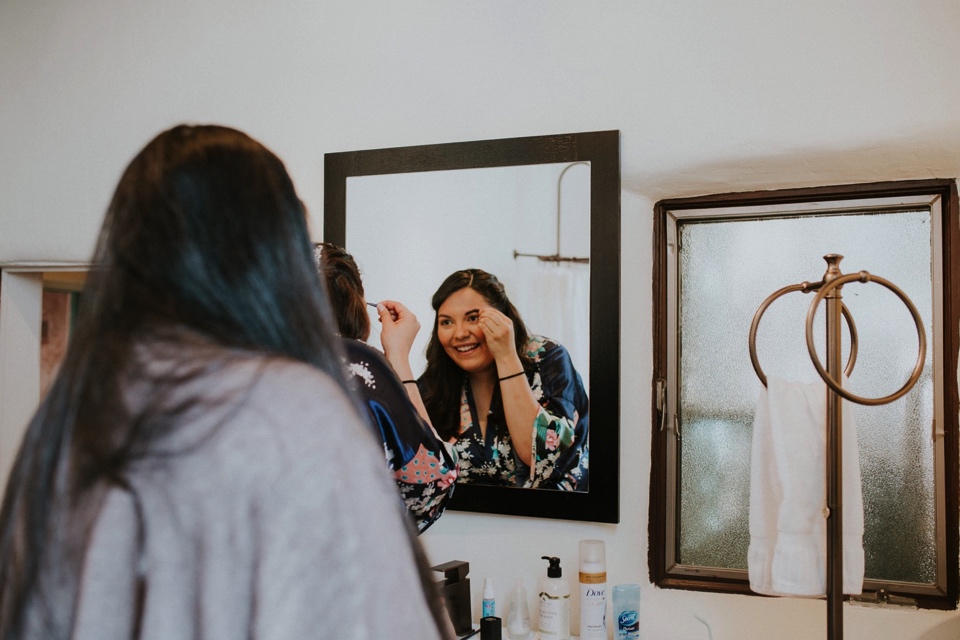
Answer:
747, 254, 926, 640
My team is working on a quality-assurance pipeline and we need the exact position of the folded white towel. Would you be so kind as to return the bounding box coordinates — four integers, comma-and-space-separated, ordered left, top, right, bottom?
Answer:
748, 375, 864, 597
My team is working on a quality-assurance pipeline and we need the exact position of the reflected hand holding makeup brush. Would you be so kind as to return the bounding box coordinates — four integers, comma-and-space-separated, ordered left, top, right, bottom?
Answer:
368, 300, 399, 321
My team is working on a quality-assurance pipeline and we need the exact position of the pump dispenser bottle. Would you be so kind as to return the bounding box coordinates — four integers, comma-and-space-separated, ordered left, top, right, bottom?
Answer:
578, 540, 607, 640
538, 556, 570, 640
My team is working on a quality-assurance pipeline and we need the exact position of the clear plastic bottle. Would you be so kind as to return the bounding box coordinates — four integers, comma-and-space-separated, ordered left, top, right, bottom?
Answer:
506, 578, 531, 640
612, 584, 640, 640
538, 556, 570, 640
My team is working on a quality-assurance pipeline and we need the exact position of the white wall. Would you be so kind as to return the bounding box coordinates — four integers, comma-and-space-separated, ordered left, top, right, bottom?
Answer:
2, 1, 960, 637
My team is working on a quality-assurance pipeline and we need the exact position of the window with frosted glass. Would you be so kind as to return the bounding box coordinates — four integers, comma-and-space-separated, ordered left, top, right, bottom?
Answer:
650, 181, 958, 609
679, 211, 934, 583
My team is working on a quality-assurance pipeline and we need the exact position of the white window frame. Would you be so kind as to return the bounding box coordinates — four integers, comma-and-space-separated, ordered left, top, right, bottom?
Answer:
0, 263, 89, 495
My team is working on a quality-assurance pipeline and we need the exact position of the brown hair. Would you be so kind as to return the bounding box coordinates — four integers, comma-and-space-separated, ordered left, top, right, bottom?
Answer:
314, 243, 371, 341
0, 125, 353, 638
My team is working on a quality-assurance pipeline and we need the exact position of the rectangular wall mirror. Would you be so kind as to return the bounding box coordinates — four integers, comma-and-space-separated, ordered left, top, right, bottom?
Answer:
324, 130, 620, 522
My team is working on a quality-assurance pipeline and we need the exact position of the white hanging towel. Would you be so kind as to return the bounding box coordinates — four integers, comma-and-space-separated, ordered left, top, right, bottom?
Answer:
748, 375, 864, 597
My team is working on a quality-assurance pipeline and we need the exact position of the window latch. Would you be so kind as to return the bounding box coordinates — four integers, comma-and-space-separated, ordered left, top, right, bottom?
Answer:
849, 588, 916, 608
933, 417, 944, 442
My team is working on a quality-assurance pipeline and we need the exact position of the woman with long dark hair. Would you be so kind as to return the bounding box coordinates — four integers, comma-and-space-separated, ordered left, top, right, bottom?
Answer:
0, 125, 451, 639
315, 242, 457, 533
420, 268, 588, 490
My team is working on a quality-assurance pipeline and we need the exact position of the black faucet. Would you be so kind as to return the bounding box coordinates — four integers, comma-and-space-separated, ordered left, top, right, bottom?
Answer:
432, 560, 473, 636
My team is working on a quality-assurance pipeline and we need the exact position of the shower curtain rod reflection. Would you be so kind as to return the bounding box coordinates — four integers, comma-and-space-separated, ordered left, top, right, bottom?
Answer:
513, 161, 590, 265
747, 253, 926, 640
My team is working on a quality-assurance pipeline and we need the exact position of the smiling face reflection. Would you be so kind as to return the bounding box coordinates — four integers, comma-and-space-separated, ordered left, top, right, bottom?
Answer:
419, 269, 591, 492
437, 288, 496, 376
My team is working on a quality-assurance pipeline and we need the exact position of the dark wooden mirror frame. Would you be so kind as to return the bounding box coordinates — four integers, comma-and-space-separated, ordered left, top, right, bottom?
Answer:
324, 130, 620, 523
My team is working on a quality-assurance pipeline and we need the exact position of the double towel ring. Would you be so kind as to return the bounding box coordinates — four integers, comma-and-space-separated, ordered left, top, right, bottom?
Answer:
749, 265, 926, 407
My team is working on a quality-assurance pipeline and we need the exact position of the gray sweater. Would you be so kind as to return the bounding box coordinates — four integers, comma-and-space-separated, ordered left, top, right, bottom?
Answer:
56, 343, 443, 639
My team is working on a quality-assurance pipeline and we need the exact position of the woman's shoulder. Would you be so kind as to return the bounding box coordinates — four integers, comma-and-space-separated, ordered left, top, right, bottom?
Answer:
522, 334, 565, 361
339, 338, 395, 388
133, 331, 366, 445
340, 337, 390, 370
243, 355, 359, 432
144, 342, 367, 463
171, 353, 381, 497
123, 344, 376, 505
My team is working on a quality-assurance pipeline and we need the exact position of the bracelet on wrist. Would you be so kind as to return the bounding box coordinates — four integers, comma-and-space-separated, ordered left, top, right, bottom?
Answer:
498, 371, 525, 382
401, 380, 418, 385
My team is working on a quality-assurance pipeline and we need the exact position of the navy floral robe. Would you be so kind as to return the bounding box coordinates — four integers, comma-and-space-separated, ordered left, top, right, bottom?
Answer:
343, 339, 458, 532
451, 335, 589, 491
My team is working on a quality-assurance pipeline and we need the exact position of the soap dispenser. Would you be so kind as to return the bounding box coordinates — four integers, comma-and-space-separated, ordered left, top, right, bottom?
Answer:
538, 556, 570, 640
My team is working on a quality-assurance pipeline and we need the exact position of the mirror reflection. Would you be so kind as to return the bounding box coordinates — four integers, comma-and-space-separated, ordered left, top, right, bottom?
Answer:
347, 164, 591, 491
325, 130, 620, 523
349, 164, 590, 384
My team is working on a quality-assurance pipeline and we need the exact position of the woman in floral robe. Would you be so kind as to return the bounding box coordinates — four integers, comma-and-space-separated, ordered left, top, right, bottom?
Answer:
317, 244, 458, 532
342, 339, 458, 530
420, 269, 588, 491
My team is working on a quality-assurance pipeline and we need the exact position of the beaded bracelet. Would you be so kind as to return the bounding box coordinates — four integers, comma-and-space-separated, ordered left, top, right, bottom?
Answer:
498, 371, 525, 382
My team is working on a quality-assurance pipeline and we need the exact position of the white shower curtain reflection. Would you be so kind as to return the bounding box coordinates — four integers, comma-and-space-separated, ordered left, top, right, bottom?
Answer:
512, 260, 590, 391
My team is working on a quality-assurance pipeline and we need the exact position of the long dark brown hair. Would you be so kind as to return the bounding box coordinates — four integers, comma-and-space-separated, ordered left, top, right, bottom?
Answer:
420, 269, 532, 439
314, 242, 370, 341
0, 125, 451, 639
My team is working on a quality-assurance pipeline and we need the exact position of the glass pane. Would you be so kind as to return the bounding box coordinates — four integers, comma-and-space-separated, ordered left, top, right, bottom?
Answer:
677, 210, 935, 584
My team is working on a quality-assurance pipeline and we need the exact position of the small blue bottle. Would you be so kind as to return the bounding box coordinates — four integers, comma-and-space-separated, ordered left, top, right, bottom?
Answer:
612, 584, 640, 640
482, 577, 496, 618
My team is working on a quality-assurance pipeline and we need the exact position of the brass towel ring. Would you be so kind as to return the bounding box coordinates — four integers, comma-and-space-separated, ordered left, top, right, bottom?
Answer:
804, 271, 926, 406
749, 282, 859, 387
